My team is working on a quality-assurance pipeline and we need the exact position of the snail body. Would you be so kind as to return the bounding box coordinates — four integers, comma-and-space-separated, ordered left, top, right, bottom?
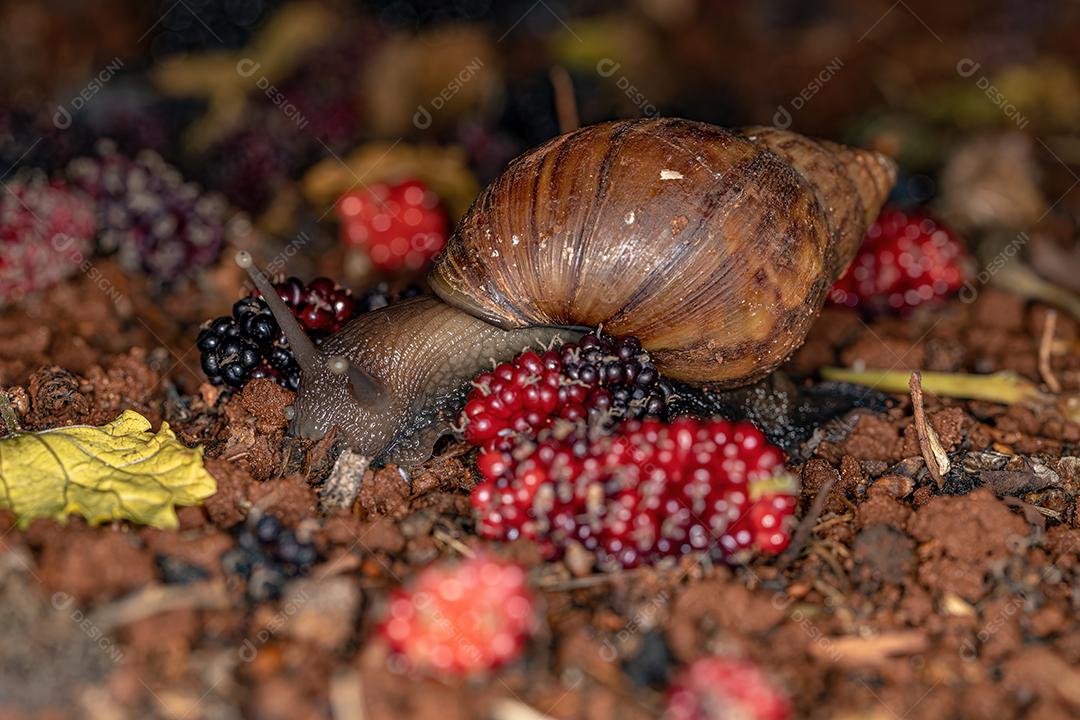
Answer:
239, 118, 895, 462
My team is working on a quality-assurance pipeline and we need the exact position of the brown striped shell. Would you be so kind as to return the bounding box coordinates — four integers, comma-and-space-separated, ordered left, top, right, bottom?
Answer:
429, 118, 896, 387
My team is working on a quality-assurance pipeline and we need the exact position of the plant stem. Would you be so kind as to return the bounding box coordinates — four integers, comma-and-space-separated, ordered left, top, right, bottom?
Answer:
821, 367, 1044, 405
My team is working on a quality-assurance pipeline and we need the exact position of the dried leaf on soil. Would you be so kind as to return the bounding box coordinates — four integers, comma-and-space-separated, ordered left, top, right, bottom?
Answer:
0, 410, 215, 529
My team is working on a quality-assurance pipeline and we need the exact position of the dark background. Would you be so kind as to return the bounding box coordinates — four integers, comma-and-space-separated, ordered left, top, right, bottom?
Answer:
1, 0, 1077, 220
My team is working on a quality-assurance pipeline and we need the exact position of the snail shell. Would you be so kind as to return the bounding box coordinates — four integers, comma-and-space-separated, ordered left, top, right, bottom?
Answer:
430, 118, 896, 387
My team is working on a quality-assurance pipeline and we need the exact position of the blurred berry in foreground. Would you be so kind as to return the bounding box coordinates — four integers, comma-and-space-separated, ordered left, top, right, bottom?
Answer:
380, 554, 535, 674
666, 657, 792, 720
220, 513, 319, 603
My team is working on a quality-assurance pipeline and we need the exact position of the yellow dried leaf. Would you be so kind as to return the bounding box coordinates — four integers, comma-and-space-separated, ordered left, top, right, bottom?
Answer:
0, 410, 215, 529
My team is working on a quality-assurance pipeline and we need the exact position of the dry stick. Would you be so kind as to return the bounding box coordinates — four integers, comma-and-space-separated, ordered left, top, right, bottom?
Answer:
909, 372, 946, 489
812, 513, 854, 533
536, 565, 656, 591
1039, 309, 1062, 394
810, 630, 929, 667
549, 65, 580, 134
779, 473, 835, 568
329, 669, 366, 720
491, 699, 559, 720
90, 581, 230, 632
432, 526, 476, 559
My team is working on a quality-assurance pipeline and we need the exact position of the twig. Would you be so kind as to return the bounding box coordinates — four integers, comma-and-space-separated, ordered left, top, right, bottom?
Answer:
810, 578, 848, 607
432, 527, 476, 559
1039, 309, 1062, 393
320, 449, 370, 512
491, 699, 558, 720
779, 473, 835, 567
812, 513, 854, 533
809, 543, 850, 590
90, 580, 230, 632
535, 566, 655, 591
329, 669, 366, 720
311, 552, 362, 581
549, 65, 579, 134
909, 372, 947, 489
993, 257, 1080, 324
810, 630, 929, 667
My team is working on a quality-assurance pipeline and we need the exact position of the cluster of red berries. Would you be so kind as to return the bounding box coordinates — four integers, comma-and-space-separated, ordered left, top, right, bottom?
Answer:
380, 554, 534, 674
666, 657, 791, 720
0, 172, 96, 305
336, 179, 449, 272
461, 334, 672, 451
471, 417, 798, 569
263, 276, 359, 336
829, 206, 969, 314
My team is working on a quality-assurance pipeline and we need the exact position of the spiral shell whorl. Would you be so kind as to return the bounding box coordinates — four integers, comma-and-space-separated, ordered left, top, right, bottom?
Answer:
743, 125, 897, 279
430, 118, 895, 387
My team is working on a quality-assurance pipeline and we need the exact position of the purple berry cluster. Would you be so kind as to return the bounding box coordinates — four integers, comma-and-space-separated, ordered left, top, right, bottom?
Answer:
66, 140, 230, 282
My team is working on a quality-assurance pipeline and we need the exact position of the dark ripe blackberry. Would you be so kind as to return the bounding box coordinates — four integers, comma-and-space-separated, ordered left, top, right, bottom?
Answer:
200, 349, 221, 378
235, 527, 261, 553
560, 333, 671, 424
275, 530, 301, 564
255, 514, 282, 543
200, 278, 424, 392
233, 297, 263, 317
242, 313, 279, 346
267, 346, 295, 371
211, 317, 236, 335
220, 363, 249, 389
196, 328, 221, 353
223, 515, 321, 602
200, 275, 360, 392
294, 543, 318, 568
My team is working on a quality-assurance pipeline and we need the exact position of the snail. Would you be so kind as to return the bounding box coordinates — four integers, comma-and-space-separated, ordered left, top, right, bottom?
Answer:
237, 118, 896, 463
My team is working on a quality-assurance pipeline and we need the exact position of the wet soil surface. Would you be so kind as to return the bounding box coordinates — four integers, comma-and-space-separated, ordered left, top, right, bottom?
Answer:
3, 266, 1080, 719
